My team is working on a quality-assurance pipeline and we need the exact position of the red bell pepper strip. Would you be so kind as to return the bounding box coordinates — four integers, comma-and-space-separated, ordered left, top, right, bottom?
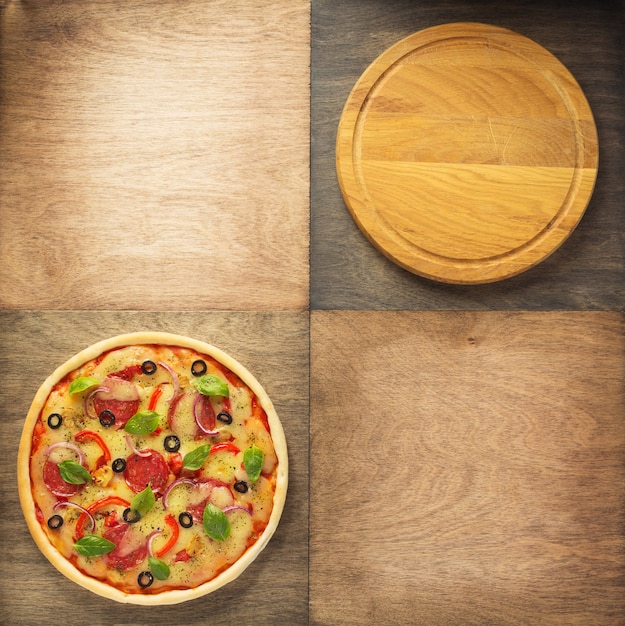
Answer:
74, 429, 111, 464
148, 385, 164, 411
155, 514, 179, 558
167, 452, 184, 477
210, 441, 240, 455
103, 509, 120, 529
74, 495, 131, 540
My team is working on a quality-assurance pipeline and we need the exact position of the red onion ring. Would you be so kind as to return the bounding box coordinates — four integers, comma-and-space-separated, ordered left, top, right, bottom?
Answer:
44, 441, 86, 466
84, 385, 110, 419
125, 433, 152, 458
146, 529, 163, 558
222, 505, 252, 515
53, 501, 95, 531
158, 361, 179, 402
193, 393, 220, 437
161, 477, 197, 510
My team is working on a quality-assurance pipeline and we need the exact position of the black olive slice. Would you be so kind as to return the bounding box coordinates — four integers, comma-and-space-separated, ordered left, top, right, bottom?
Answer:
141, 360, 157, 375
178, 511, 193, 528
163, 435, 181, 453
112, 458, 127, 473
138, 571, 154, 588
123, 508, 141, 524
47, 413, 63, 429
233, 480, 249, 494
217, 411, 233, 425
191, 359, 207, 377
99, 409, 116, 427
47, 514, 64, 530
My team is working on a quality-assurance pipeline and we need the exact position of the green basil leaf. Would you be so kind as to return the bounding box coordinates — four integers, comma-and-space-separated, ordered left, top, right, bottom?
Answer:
148, 556, 171, 581
124, 410, 161, 435
192, 374, 229, 398
243, 444, 264, 484
58, 460, 92, 485
131, 485, 155, 517
74, 535, 116, 557
68, 376, 99, 395
182, 444, 211, 471
203, 503, 230, 541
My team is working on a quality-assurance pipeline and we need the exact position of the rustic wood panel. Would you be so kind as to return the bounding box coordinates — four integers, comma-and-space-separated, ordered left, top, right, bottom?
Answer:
0, 311, 309, 625
310, 310, 625, 625
0, 0, 310, 310
312, 0, 625, 308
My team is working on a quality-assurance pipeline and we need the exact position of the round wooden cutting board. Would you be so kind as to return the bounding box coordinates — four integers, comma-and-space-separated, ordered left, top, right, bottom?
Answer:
336, 22, 598, 284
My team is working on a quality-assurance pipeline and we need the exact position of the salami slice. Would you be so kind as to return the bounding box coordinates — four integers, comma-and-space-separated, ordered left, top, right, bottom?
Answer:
93, 376, 140, 428
194, 394, 216, 434
42, 459, 83, 497
185, 479, 231, 523
104, 523, 148, 572
124, 449, 169, 494
187, 499, 207, 524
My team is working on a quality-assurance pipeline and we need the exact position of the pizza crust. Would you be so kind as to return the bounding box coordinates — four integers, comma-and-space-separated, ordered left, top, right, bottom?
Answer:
17, 332, 288, 605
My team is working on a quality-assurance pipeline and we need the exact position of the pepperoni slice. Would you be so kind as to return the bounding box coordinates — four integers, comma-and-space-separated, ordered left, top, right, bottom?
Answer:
104, 523, 148, 572
185, 479, 231, 523
174, 549, 191, 563
93, 376, 140, 428
93, 397, 139, 427
195, 394, 216, 433
187, 499, 207, 524
124, 449, 169, 494
109, 364, 143, 381
42, 459, 83, 497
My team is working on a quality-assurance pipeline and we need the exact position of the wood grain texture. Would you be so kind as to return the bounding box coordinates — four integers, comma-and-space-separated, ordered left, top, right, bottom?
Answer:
312, 0, 625, 307
336, 22, 598, 284
310, 310, 625, 625
0, 311, 309, 625
0, 0, 310, 310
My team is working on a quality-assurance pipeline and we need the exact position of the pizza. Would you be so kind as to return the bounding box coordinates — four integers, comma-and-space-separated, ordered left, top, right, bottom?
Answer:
17, 332, 288, 605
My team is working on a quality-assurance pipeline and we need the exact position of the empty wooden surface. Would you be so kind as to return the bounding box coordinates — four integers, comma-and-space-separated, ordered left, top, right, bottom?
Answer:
313, 0, 625, 307
0, 311, 309, 625
336, 22, 598, 284
311, 310, 625, 625
0, 0, 310, 310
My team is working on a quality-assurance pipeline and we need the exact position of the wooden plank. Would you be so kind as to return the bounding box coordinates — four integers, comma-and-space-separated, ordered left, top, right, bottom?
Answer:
0, 311, 309, 625
312, 0, 625, 307
0, 0, 310, 310
310, 310, 625, 625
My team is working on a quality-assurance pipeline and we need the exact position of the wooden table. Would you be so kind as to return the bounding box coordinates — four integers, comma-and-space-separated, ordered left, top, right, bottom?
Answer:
1, 1, 624, 624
